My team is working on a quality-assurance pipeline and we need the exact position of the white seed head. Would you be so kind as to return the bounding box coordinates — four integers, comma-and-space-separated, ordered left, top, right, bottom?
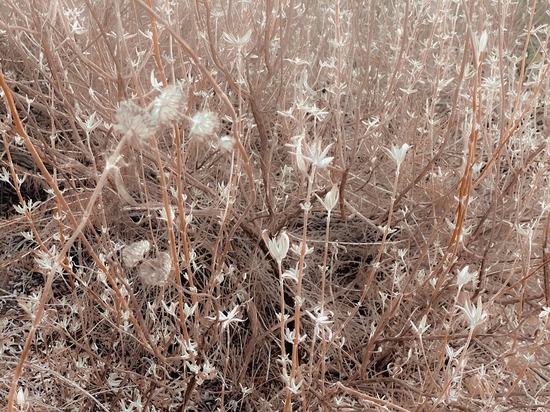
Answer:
151, 85, 185, 125
122, 240, 151, 268
138, 252, 172, 286
190, 111, 219, 141
114, 100, 159, 142
218, 135, 235, 153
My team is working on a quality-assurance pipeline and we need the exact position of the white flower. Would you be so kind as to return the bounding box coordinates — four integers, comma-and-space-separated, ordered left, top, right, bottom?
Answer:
290, 241, 314, 256
457, 265, 478, 290
306, 306, 333, 326
286, 137, 334, 172
282, 376, 303, 394
262, 230, 290, 266
317, 184, 339, 211
478, 31, 488, 53
78, 112, 102, 134
287, 134, 308, 173
208, 306, 245, 331
218, 135, 235, 153
296, 103, 328, 122
384, 143, 410, 167
410, 314, 430, 336
446, 344, 464, 360
223, 29, 252, 51
540, 307, 550, 319
0, 167, 10, 183
303, 140, 334, 169
307, 306, 334, 339
285, 327, 307, 343
35, 246, 61, 273
16, 387, 28, 407
459, 296, 487, 329
282, 266, 299, 283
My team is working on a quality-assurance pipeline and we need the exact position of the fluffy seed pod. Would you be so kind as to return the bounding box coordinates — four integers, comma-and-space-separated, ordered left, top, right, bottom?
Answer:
189, 111, 219, 142
122, 240, 151, 268
114, 100, 159, 146
138, 252, 172, 286
151, 85, 185, 126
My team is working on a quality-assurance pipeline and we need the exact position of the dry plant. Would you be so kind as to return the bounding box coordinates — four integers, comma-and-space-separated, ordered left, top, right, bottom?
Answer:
1, 0, 550, 411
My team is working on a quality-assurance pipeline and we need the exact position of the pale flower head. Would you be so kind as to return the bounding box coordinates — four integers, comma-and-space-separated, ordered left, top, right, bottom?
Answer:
207, 306, 245, 331
114, 100, 159, 143
459, 295, 487, 329
385, 143, 410, 167
286, 136, 334, 173
457, 265, 478, 290
262, 230, 290, 266
151, 85, 185, 125
122, 240, 151, 268
317, 184, 339, 212
138, 252, 172, 286
218, 135, 235, 153
304, 140, 334, 169
223, 29, 252, 52
190, 111, 219, 142
16, 387, 28, 408
287, 134, 308, 173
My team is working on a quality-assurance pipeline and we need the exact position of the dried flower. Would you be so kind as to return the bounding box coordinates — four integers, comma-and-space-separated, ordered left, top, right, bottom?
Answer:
151, 85, 185, 125
190, 111, 219, 141
122, 240, 151, 268
138, 252, 172, 286
114, 100, 159, 143
218, 135, 235, 153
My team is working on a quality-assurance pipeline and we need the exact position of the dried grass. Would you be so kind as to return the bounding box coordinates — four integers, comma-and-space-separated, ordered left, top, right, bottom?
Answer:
1, 0, 550, 411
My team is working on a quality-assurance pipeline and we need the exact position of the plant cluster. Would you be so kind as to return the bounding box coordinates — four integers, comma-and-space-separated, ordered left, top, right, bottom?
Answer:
1, 0, 550, 411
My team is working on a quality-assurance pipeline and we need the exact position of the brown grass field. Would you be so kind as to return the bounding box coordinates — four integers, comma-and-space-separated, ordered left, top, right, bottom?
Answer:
1, 0, 550, 411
